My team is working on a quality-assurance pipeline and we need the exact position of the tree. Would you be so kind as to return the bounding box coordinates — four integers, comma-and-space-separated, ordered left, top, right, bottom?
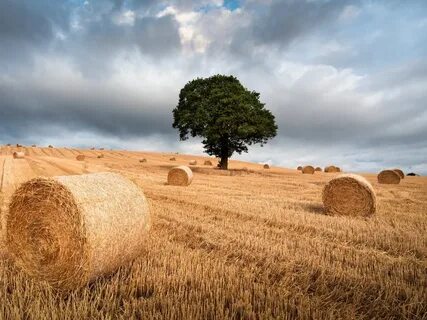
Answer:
172, 75, 277, 170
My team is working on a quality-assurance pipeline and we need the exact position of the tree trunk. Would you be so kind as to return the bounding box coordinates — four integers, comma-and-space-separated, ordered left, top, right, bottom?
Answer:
219, 155, 228, 170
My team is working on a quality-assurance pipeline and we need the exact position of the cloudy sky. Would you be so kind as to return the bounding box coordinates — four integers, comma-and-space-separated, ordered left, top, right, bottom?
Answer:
1, 0, 426, 174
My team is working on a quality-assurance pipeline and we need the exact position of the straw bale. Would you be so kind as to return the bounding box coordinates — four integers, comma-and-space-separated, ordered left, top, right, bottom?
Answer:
315, 167, 322, 172
189, 160, 197, 165
263, 164, 270, 169
76, 155, 85, 161
322, 174, 376, 216
204, 160, 213, 166
13, 152, 25, 159
168, 166, 193, 186
378, 170, 400, 184
6, 172, 151, 289
302, 165, 315, 174
297, 166, 302, 171
393, 169, 404, 179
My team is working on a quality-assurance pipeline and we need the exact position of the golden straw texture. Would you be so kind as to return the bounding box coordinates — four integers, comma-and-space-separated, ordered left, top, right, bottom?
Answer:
6, 172, 151, 290
12, 152, 25, 159
322, 174, 376, 216
302, 166, 315, 174
168, 166, 193, 186
393, 169, 404, 179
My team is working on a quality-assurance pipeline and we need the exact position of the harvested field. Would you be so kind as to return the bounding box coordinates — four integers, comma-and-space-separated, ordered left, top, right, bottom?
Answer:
0, 146, 426, 319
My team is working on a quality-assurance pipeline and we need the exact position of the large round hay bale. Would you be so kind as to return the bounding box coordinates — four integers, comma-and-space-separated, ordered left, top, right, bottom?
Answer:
263, 164, 270, 169
393, 169, 404, 179
189, 160, 197, 165
322, 174, 376, 216
297, 166, 302, 171
169, 157, 176, 161
6, 172, 151, 290
139, 158, 147, 163
48, 145, 54, 148
168, 166, 193, 186
13, 152, 25, 159
378, 170, 400, 184
302, 165, 315, 174
315, 167, 322, 172
335, 167, 341, 172
76, 155, 85, 161
204, 160, 213, 166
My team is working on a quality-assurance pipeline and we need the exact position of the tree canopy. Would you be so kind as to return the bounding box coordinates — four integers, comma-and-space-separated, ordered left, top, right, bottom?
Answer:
173, 75, 277, 169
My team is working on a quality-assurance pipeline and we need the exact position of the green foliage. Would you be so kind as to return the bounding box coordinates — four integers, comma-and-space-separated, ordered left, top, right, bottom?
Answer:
173, 75, 277, 169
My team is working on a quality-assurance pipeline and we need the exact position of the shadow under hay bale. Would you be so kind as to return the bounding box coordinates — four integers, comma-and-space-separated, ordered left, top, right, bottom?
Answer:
6, 172, 151, 290
393, 169, 404, 179
13, 152, 25, 159
322, 174, 376, 216
168, 166, 193, 186
378, 170, 400, 184
302, 166, 315, 174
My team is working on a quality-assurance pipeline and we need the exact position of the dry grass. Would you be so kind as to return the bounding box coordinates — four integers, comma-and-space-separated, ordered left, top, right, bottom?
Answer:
0, 146, 426, 319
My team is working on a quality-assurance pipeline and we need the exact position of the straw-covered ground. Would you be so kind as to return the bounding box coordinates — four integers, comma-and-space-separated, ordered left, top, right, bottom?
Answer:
0, 145, 426, 319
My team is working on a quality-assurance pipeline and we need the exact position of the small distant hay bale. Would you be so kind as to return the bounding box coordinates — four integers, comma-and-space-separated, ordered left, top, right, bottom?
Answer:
297, 166, 302, 171
325, 166, 339, 173
407, 172, 417, 177
204, 160, 213, 166
13, 152, 25, 159
315, 167, 322, 172
97, 154, 104, 159
263, 164, 270, 169
322, 174, 376, 216
168, 166, 193, 186
31, 144, 36, 147
90, 147, 95, 150
6, 143, 11, 146
76, 155, 85, 161
378, 170, 400, 184
169, 157, 176, 161
99, 148, 105, 150
6, 172, 151, 290
336, 167, 341, 172
48, 145, 53, 148
189, 160, 197, 165
139, 158, 147, 163
16, 144, 22, 148
302, 165, 315, 174
393, 169, 404, 179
